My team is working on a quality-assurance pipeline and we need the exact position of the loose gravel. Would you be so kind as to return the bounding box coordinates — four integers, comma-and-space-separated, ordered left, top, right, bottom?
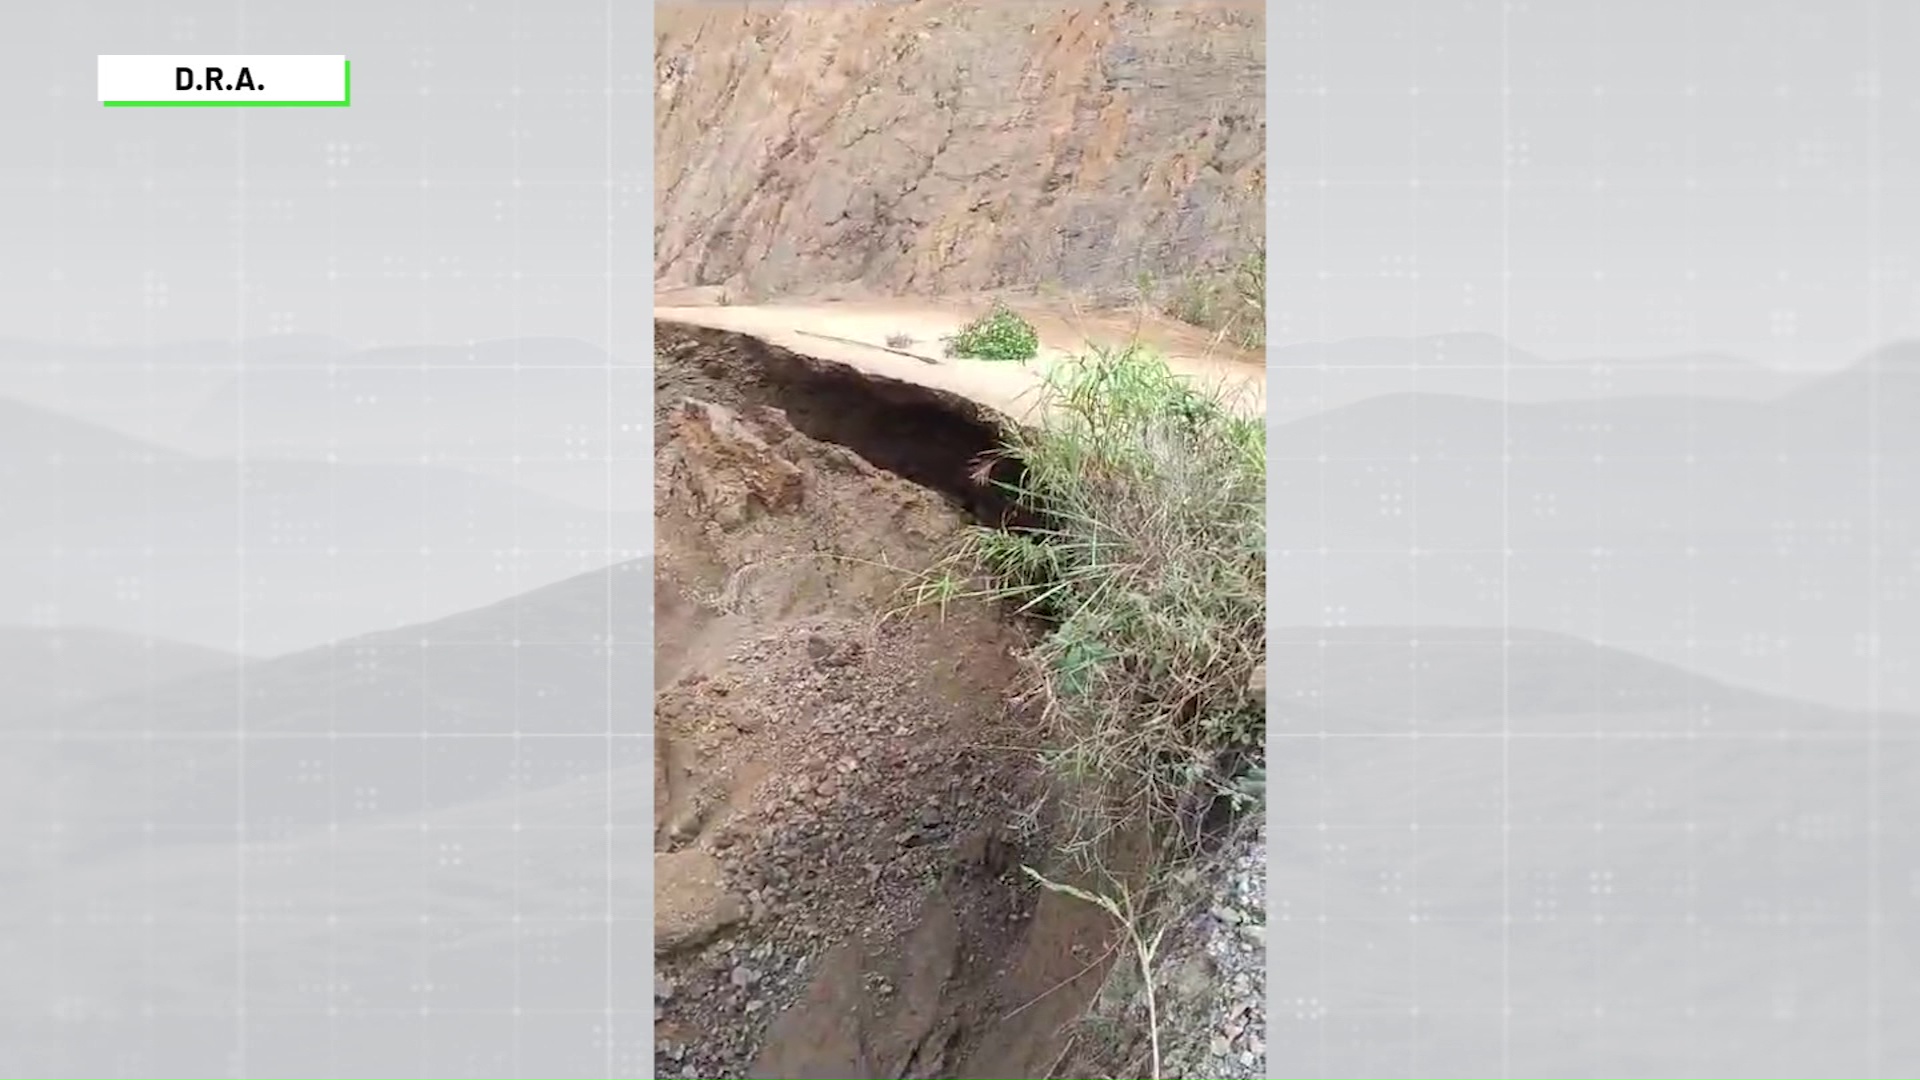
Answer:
1159, 821, 1268, 1079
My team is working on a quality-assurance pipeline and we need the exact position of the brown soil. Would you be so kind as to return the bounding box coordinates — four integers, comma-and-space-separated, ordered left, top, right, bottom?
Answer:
654, 0, 1264, 306
652, 322, 1128, 1079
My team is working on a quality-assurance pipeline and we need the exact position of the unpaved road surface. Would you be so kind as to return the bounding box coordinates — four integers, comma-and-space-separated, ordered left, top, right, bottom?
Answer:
654, 296, 1268, 423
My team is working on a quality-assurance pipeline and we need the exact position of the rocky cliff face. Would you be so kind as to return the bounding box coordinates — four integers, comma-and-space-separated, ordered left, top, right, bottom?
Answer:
655, 0, 1265, 303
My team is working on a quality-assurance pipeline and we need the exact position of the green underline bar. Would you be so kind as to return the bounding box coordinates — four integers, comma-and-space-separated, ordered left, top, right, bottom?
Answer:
103, 59, 350, 108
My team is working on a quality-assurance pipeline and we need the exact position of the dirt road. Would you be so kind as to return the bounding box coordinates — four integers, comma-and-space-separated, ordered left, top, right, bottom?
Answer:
653, 296, 1268, 423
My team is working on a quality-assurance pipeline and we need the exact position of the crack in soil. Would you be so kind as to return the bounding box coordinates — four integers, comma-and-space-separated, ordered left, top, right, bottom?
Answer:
653, 324, 1124, 1080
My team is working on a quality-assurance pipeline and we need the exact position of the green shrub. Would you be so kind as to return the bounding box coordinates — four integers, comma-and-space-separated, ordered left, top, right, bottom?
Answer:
946, 301, 1040, 362
917, 342, 1265, 859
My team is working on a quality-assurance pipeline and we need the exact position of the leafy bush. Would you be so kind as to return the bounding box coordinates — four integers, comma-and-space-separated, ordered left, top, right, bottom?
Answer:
946, 301, 1040, 362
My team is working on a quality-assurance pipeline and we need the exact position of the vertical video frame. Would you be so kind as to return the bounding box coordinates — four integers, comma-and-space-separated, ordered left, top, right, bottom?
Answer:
651, 4, 1268, 1079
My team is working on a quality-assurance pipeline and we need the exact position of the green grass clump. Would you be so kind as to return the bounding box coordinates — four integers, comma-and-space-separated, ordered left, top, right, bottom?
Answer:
915, 342, 1265, 859
946, 301, 1041, 362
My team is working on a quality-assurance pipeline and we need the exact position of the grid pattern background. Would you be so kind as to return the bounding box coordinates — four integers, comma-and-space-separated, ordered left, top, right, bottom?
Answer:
1, 1, 1915, 1077
0, 2, 654, 1077
1268, 0, 1916, 1076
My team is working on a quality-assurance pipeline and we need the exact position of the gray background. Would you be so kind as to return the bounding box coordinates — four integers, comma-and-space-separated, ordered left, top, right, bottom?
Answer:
0, 2, 653, 1077
1269, 0, 1916, 1077
3, 1, 1916, 1078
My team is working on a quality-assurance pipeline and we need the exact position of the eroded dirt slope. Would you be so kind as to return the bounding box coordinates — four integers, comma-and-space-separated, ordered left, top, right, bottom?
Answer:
653, 330, 1121, 1079
655, 0, 1264, 303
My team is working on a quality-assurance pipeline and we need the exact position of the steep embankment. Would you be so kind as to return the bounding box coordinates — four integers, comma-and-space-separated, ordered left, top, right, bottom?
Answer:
652, 324, 1123, 1079
655, 1, 1264, 303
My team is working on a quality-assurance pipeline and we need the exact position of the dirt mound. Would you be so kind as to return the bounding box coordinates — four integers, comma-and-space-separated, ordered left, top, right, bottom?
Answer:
655, 0, 1264, 304
653, 328, 1121, 1079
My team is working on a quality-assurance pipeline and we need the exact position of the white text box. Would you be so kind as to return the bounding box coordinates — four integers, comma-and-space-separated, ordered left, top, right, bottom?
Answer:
98, 55, 348, 105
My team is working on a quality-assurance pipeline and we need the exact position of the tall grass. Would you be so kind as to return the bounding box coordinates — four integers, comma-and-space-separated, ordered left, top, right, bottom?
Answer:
1234, 246, 1265, 340
1161, 245, 1266, 351
916, 343, 1265, 860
